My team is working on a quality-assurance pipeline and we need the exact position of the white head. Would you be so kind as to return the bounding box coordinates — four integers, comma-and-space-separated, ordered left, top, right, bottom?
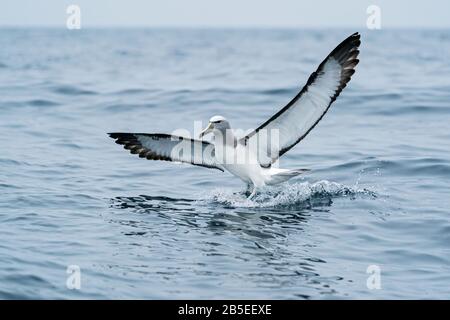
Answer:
199, 115, 231, 138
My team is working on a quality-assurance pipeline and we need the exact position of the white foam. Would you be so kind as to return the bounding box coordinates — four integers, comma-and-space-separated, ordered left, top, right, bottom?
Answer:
196, 180, 376, 208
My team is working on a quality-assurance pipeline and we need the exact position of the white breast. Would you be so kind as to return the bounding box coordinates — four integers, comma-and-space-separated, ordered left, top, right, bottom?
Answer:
214, 142, 267, 186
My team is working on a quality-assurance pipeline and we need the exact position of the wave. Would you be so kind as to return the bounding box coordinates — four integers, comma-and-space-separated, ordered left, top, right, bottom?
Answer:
27, 99, 60, 107
50, 85, 97, 96
197, 180, 376, 208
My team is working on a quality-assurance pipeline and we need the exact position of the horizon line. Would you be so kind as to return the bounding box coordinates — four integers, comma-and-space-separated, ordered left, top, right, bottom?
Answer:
1, 24, 449, 30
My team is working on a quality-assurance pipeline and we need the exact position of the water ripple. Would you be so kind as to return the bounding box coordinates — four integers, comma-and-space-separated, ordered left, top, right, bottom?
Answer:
1, 28, 449, 299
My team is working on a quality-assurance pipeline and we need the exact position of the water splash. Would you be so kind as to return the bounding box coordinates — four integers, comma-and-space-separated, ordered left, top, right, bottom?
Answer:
198, 180, 377, 208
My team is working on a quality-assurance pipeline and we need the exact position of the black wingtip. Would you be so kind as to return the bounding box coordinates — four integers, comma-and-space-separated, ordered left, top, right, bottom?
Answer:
335, 32, 360, 52
108, 132, 134, 140
348, 32, 360, 40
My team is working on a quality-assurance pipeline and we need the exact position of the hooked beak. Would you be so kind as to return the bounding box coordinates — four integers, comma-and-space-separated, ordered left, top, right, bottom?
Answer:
199, 122, 213, 138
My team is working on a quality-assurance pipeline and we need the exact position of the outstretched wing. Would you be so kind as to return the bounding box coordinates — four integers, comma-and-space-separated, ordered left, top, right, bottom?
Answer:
241, 32, 361, 167
108, 133, 224, 171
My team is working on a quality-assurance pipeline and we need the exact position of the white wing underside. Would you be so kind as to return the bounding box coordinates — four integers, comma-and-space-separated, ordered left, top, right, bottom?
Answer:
241, 33, 361, 167
108, 133, 223, 171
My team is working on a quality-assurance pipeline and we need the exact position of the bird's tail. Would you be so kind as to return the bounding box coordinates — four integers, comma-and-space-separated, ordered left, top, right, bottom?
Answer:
265, 168, 310, 185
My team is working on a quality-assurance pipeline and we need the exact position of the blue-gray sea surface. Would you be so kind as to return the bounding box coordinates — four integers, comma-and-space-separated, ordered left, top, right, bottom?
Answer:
0, 28, 449, 299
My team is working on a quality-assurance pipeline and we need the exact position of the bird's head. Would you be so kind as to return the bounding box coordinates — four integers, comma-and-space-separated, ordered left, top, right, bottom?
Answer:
199, 115, 230, 138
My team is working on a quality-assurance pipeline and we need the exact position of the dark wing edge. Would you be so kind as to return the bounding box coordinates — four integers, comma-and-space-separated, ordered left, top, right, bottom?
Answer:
242, 32, 361, 158
108, 132, 224, 172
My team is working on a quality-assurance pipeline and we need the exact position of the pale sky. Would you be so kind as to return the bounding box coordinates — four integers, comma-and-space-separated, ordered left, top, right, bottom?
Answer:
1, 0, 449, 28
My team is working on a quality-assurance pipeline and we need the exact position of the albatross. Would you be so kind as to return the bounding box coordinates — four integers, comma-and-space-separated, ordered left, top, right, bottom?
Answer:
109, 32, 361, 198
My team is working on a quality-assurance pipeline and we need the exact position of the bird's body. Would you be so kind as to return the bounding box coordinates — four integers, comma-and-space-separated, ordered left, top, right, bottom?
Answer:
215, 141, 259, 185
109, 33, 361, 198
213, 134, 307, 189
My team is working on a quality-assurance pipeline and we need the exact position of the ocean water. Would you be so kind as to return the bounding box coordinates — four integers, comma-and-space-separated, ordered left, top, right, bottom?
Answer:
0, 28, 450, 299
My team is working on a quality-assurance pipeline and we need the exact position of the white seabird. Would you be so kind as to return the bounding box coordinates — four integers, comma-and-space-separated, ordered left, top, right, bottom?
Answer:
109, 33, 361, 198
